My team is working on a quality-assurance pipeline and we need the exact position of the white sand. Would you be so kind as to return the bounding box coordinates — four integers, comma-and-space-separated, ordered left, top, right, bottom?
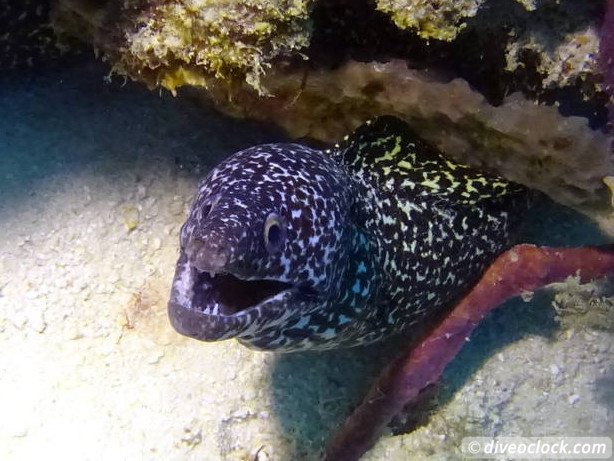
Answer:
0, 60, 612, 461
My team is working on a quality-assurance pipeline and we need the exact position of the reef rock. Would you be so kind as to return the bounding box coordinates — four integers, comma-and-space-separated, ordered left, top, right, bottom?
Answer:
51, 0, 614, 211
53, 0, 313, 93
199, 60, 613, 210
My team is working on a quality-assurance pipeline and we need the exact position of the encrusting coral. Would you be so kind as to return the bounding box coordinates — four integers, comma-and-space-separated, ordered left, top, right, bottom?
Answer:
53, 1, 610, 103
505, 24, 600, 90
376, 1, 604, 98
198, 60, 613, 210
54, 0, 614, 211
375, 0, 487, 41
54, 0, 313, 93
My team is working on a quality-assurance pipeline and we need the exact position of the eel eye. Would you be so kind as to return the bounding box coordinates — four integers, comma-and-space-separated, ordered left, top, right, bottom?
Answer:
264, 213, 286, 254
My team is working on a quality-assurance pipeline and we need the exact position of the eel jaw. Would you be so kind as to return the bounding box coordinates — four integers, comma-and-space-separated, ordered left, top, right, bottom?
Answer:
168, 252, 307, 342
193, 269, 295, 316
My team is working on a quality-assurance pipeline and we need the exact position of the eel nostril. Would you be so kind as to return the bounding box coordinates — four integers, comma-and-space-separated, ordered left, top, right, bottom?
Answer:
186, 238, 230, 273
185, 239, 203, 262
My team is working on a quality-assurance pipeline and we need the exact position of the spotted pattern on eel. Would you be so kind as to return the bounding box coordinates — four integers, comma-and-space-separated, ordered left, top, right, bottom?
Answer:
168, 116, 530, 351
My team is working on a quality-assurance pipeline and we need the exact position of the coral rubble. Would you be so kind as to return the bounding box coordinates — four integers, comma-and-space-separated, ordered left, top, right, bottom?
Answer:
553, 277, 614, 332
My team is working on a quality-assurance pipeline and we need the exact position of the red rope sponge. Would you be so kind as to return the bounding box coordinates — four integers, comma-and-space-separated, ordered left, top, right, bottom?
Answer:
324, 244, 614, 461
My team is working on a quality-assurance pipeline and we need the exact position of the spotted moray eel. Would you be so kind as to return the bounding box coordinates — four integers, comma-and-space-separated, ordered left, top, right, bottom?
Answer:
168, 116, 530, 351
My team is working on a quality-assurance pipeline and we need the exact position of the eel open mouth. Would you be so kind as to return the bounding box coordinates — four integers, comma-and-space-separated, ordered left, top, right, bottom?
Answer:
168, 252, 318, 343
193, 269, 293, 316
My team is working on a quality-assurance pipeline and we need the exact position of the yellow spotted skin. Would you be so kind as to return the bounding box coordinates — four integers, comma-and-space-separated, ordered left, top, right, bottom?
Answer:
326, 116, 530, 345
336, 119, 513, 204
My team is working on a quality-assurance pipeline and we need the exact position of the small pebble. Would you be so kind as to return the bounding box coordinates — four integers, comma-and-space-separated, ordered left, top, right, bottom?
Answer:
122, 207, 140, 232
147, 349, 165, 364
549, 364, 561, 376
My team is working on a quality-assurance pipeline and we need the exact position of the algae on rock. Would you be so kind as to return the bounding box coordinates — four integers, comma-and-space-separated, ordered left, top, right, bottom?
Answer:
51, 0, 614, 213
54, 0, 609, 98
375, 0, 540, 41
376, 0, 604, 98
55, 0, 313, 94
553, 278, 614, 332
375, 0, 486, 41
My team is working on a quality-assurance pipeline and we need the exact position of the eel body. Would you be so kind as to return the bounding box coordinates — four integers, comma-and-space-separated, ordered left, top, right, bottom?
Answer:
168, 116, 529, 351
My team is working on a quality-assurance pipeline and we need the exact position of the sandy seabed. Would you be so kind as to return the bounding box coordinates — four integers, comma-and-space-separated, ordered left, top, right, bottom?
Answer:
0, 60, 612, 461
